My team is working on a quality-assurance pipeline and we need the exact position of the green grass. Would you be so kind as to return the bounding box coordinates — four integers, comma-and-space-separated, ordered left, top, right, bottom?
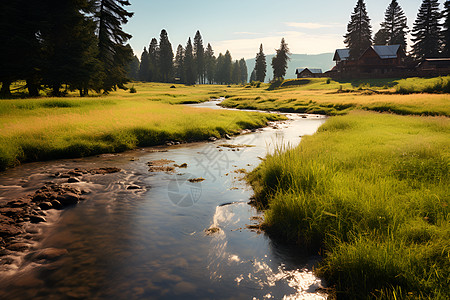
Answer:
0, 83, 284, 171
396, 76, 450, 94
248, 111, 449, 299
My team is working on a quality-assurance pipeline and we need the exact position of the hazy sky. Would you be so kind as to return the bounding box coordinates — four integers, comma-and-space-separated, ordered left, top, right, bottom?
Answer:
124, 0, 437, 60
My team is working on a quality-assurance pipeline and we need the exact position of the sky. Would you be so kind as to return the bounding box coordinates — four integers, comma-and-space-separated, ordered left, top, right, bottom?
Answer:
123, 0, 438, 60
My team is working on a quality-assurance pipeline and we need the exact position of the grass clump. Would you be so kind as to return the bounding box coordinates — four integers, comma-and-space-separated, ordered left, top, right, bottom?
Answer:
248, 111, 449, 298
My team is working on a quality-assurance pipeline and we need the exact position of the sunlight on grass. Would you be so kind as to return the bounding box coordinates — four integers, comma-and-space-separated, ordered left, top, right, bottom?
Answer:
248, 111, 449, 298
0, 85, 283, 170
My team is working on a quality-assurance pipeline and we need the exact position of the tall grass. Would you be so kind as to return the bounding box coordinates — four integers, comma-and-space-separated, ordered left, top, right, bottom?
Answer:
396, 76, 450, 94
0, 90, 283, 171
248, 111, 449, 298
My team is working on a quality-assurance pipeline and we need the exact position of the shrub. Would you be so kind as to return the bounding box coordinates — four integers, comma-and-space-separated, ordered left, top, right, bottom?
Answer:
130, 86, 137, 93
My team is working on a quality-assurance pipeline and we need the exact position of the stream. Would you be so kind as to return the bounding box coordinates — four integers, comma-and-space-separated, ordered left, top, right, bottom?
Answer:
0, 101, 327, 299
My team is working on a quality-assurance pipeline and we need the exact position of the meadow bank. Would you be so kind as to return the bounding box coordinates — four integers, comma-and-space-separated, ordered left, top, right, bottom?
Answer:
0, 83, 284, 171
239, 78, 449, 299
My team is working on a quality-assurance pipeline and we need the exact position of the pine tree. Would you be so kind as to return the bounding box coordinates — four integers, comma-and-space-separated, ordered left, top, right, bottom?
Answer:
215, 53, 225, 84
344, 0, 372, 59
254, 44, 267, 82
158, 29, 173, 83
443, 0, 450, 56
194, 30, 205, 84
94, 0, 134, 92
271, 38, 291, 80
127, 55, 140, 81
41, 0, 102, 96
412, 0, 442, 60
373, 29, 389, 45
223, 51, 233, 85
378, 0, 408, 48
249, 69, 256, 82
184, 38, 196, 85
174, 44, 185, 84
231, 60, 240, 84
0, 1, 49, 96
148, 38, 159, 82
238, 58, 248, 84
139, 47, 149, 81
205, 43, 216, 84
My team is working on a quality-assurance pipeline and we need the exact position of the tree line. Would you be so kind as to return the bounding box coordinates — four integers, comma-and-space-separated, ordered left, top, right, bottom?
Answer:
0, 0, 134, 97
345, 0, 450, 61
135, 30, 248, 85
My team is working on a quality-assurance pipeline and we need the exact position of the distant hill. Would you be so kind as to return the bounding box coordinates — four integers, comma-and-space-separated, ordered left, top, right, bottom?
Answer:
245, 53, 335, 82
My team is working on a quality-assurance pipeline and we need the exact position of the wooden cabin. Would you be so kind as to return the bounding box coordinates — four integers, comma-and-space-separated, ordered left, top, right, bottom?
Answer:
295, 68, 323, 78
332, 45, 407, 78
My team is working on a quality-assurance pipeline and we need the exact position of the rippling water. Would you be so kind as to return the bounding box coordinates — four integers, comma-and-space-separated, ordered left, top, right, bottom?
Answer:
0, 104, 327, 299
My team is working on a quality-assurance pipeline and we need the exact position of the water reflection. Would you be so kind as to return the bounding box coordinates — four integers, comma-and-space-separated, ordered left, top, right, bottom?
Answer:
0, 111, 327, 299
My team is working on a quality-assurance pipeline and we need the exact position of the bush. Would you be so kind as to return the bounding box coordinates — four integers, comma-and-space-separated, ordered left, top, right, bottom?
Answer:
129, 86, 137, 93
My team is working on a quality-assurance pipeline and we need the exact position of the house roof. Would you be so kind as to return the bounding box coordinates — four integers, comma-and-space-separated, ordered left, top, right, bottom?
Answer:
296, 68, 323, 74
372, 45, 401, 59
333, 49, 350, 61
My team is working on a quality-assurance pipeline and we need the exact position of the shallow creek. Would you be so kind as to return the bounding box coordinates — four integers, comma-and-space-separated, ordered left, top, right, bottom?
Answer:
0, 101, 327, 299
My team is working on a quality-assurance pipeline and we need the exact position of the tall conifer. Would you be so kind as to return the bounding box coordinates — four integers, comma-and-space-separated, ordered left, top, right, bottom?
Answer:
174, 44, 185, 83
378, 0, 408, 48
254, 44, 266, 82
184, 38, 196, 85
94, 0, 133, 91
158, 29, 173, 83
411, 0, 442, 60
443, 0, 450, 56
344, 0, 372, 59
271, 38, 290, 80
205, 43, 216, 84
194, 31, 205, 84
239, 58, 248, 84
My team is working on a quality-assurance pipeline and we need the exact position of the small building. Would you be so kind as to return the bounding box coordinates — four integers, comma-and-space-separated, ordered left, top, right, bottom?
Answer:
295, 68, 323, 78
332, 45, 407, 78
417, 58, 450, 75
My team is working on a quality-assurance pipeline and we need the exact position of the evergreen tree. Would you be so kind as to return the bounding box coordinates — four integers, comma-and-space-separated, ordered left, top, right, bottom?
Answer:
215, 53, 225, 84
249, 69, 256, 82
411, 0, 442, 60
231, 60, 240, 84
271, 38, 291, 80
223, 51, 233, 84
148, 38, 159, 82
238, 58, 248, 84
158, 29, 173, 83
127, 55, 140, 81
93, 0, 134, 92
41, 0, 102, 96
194, 30, 205, 84
443, 0, 450, 56
344, 0, 372, 59
139, 47, 149, 81
373, 29, 389, 45
254, 44, 266, 82
174, 44, 185, 83
0, 1, 44, 97
184, 38, 196, 85
204, 43, 216, 84
378, 0, 408, 48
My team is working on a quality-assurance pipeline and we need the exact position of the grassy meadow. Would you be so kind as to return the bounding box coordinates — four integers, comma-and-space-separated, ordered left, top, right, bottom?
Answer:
221, 77, 450, 116
1, 78, 449, 298
0, 83, 284, 171
248, 111, 449, 298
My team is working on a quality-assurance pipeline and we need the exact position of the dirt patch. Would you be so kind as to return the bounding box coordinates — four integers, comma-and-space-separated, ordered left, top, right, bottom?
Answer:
218, 144, 255, 149
147, 160, 176, 173
188, 177, 205, 183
